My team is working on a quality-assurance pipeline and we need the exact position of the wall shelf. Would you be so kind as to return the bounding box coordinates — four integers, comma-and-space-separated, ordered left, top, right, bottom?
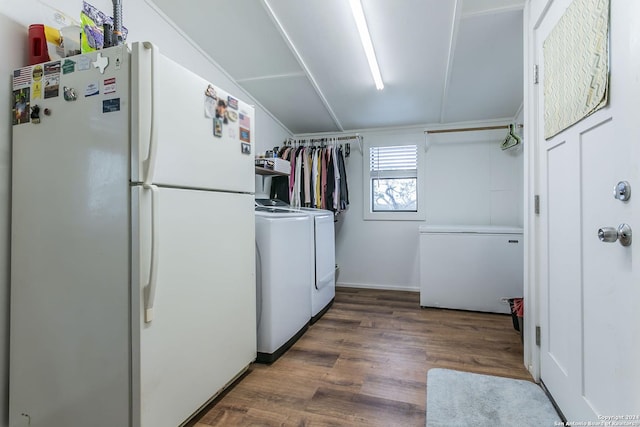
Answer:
255, 166, 289, 176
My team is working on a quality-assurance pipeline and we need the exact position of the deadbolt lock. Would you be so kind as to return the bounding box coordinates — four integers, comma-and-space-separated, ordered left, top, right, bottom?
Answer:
614, 181, 631, 201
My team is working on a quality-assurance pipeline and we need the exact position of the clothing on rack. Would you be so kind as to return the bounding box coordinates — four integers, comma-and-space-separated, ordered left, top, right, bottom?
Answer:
271, 142, 350, 213
337, 146, 349, 211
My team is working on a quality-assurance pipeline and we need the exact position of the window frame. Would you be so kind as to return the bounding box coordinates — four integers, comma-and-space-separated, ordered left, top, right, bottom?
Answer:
363, 137, 426, 221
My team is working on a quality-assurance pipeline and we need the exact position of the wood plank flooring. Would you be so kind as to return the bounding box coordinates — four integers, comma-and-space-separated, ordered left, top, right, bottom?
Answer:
191, 287, 531, 426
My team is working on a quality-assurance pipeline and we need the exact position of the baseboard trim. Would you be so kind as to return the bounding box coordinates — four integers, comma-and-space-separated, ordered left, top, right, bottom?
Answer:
336, 282, 419, 293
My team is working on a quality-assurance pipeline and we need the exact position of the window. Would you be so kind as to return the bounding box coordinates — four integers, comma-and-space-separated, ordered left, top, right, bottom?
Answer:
370, 145, 417, 212
364, 142, 425, 221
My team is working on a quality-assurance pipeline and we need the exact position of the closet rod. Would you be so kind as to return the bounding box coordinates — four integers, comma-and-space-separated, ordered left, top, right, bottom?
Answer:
287, 134, 363, 155
424, 124, 523, 134
290, 135, 361, 143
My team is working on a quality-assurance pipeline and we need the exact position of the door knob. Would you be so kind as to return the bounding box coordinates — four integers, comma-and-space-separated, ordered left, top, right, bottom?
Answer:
597, 224, 632, 247
598, 227, 618, 242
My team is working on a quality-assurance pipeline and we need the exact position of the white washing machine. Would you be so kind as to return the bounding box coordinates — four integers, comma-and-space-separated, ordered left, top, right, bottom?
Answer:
256, 200, 335, 323
255, 206, 312, 363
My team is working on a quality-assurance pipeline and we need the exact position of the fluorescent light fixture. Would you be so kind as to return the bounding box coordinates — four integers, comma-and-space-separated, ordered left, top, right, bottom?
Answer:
349, 0, 384, 90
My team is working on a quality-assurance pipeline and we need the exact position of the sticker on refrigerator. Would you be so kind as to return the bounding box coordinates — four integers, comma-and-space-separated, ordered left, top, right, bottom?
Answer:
12, 88, 30, 125
31, 65, 43, 99
32, 65, 43, 83
102, 98, 120, 113
62, 59, 75, 75
114, 47, 123, 70
103, 77, 116, 94
239, 112, 250, 129
77, 55, 91, 71
241, 142, 251, 155
13, 66, 32, 89
227, 96, 238, 110
92, 52, 109, 74
85, 82, 99, 97
239, 127, 251, 143
44, 61, 61, 99
32, 81, 42, 100
226, 110, 237, 122
213, 118, 223, 137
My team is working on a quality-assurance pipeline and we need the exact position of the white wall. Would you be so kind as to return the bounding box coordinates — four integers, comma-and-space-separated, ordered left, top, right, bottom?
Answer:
0, 1, 290, 425
334, 123, 523, 291
425, 128, 524, 225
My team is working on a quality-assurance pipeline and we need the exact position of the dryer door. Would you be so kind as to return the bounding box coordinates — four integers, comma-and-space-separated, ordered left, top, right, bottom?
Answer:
314, 215, 335, 290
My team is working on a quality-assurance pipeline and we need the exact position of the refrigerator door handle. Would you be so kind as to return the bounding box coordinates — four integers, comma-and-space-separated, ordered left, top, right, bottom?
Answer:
142, 41, 159, 186
143, 183, 160, 323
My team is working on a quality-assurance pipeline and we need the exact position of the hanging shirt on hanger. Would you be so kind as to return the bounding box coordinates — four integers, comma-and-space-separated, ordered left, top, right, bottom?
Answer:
338, 146, 350, 211
303, 148, 312, 207
332, 145, 340, 211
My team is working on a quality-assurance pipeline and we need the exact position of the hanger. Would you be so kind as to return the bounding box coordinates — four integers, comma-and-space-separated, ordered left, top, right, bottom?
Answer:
501, 123, 522, 150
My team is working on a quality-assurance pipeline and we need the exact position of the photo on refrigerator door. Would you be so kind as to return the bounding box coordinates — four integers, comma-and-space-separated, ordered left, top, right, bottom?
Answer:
216, 99, 228, 124
12, 88, 30, 125
214, 117, 223, 137
240, 127, 250, 143
227, 96, 238, 110
44, 61, 61, 99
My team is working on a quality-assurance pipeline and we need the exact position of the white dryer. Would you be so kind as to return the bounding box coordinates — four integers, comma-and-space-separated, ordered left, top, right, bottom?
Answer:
254, 206, 312, 363
297, 207, 335, 323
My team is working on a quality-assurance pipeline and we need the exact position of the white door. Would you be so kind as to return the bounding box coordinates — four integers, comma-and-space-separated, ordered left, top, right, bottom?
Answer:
536, 0, 640, 420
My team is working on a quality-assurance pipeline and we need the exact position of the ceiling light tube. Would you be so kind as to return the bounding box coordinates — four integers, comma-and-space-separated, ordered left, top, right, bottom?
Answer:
349, 0, 384, 90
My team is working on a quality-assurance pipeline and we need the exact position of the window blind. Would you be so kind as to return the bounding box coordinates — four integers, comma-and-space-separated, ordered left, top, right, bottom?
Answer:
369, 145, 417, 177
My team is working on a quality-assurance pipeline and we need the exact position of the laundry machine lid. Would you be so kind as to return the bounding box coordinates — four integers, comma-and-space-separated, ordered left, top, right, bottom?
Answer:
255, 198, 290, 208
255, 206, 308, 218
294, 207, 334, 217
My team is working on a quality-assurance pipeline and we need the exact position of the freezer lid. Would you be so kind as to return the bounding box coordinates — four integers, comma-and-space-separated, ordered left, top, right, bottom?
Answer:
419, 225, 523, 234
131, 42, 254, 193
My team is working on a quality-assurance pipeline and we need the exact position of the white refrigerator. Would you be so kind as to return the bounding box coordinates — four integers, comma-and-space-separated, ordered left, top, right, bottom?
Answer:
10, 42, 256, 427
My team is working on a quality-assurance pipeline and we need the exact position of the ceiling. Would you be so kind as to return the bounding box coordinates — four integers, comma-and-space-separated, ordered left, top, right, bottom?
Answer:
152, 0, 525, 135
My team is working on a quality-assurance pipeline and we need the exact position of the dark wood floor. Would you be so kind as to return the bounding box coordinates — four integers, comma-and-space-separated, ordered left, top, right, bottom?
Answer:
192, 287, 531, 426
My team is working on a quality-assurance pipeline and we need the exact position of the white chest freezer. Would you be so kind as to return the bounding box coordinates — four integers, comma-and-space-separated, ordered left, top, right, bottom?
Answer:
419, 225, 523, 314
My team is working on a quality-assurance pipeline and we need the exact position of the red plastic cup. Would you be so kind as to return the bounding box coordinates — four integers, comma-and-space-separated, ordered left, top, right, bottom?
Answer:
28, 24, 50, 65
